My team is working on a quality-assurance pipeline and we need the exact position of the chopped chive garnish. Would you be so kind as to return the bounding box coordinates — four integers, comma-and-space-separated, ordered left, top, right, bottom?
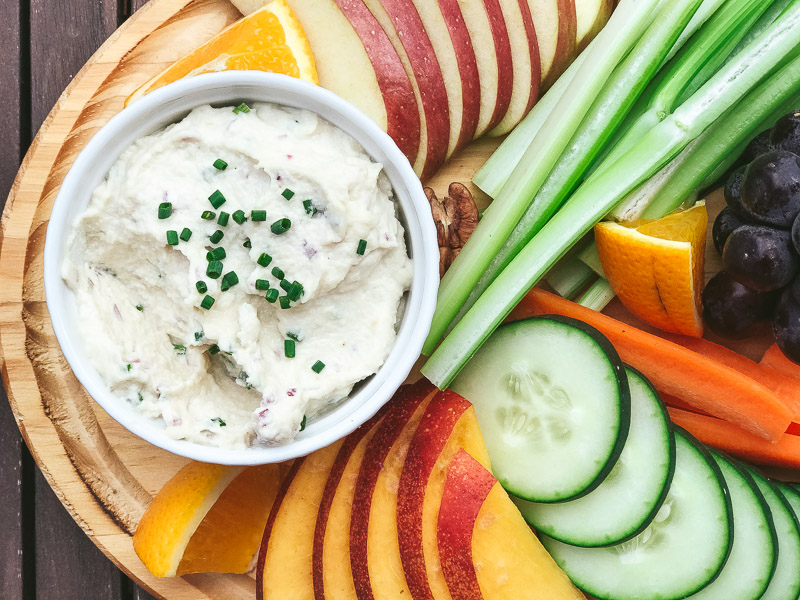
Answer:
173, 344, 186, 355
271, 266, 285, 280
284, 339, 296, 358
300, 415, 307, 431
213, 159, 228, 170
257, 253, 272, 267
201, 210, 216, 220
220, 271, 239, 291
212, 417, 227, 427
206, 247, 226, 261
126, 364, 132, 372
208, 190, 226, 209
180, 228, 193, 242
312, 360, 326, 374
196, 281, 208, 294
287, 331, 300, 342
280, 279, 292, 292
166, 230, 179, 246
209, 230, 224, 244
207, 261, 223, 279
251, 210, 267, 222
282, 188, 295, 200
242, 238, 252, 248
195, 331, 204, 342
232, 210, 247, 224
233, 103, 250, 114
208, 344, 220, 355
271, 218, 291, 235
357, 239, 367, 255
200, 295, 215, 310
279, 295, 291, 309
288, 281, 303, 302
217, 211, 230, 226
265, 288, 279, 303
135, 304, 143, 312
255, 279, 270, 291
158, 202, 172, 219
303, 199, 314, 214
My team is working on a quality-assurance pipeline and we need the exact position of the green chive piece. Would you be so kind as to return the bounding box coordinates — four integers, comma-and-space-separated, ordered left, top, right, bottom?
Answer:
271, 266, 285, 280
180, 228, 193, 242
300, 415, 307, 431
126, 364, 132, 372
212, 417, 227, 427
135, 304, 143, 312
257, 253, 272, 267
251, 210, 267, 222
213, 159, 228, 171
158, 202, 172, 219
232, 210, 247, 224
208, 344, 220, 355
201, 295, 215, 310
312, 360, 326, 374
233, 103, 250, 114
255, 279, 270, 291
207, 261, 223, 279
282, 188, 295, 200
279, 295, 291, 309
201, 210, 216, 220
243, 238, 252, 248
206, 247, 226, 261
173, 344, 186, 355
166, 230, 179, 246
271, 218, 291, 235
265, 288, 279, 303
287, 331, 300, 342
280, 279, 292, 292
288, 281, 303, 302
208, 190, 226, 209
284, 339, 296, 358
209, 230, 224, 244
303, 199, 314, 214
220, 271, 239, 292
196, 281, 208, 294
194, 331, 204, 341
217, 211, 230, 226
357, 239, 367, 255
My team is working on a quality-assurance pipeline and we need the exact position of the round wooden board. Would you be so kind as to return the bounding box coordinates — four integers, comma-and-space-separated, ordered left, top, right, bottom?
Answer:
0, 0, 787, 598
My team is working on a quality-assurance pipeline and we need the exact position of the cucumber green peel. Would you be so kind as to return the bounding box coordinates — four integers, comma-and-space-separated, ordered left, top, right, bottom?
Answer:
423, 4, 800, 389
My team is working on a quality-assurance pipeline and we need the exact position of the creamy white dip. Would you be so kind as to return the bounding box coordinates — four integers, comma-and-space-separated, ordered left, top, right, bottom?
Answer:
62, 103, 412, 449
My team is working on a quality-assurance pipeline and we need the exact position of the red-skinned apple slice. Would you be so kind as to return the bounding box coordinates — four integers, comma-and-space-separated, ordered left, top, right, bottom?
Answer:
397, 390, 492, 600
350, 379, 437, 600
438, 450, 584, 599
575, 0, 615, 52
283, 0, 420, 164
489, 0, 541, 135
528, 0, 577, 90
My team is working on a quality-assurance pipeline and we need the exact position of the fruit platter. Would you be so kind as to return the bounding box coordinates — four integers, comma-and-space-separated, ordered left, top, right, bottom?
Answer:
5, 0, 800, 598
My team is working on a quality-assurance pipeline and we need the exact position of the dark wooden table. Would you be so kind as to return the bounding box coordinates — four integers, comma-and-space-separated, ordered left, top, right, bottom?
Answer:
1, 2, 161, 598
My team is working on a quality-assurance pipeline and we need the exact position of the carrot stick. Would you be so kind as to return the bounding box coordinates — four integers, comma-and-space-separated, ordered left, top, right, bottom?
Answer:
668, 407, 800, 470
656, 332, 800, 421
511, 288, 792, 441
761, 343, 800, 381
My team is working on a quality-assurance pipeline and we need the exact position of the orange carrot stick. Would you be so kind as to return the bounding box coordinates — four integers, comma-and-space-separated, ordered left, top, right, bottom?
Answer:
761, 343, 800, 381
511, 288, 792, 441
668, 407, 800, 470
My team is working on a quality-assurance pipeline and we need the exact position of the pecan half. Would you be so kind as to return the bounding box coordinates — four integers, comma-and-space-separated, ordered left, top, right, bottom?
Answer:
425, 182, 480, 278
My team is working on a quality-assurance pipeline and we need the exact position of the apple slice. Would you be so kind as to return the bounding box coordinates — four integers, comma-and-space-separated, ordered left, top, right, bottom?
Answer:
256, 440, 343, 599
438, 450, 584, 599
397, 390, 492, 600
350, 380, 437, 600
528, 0, 577, 90
283, 0, 420, 164
489, 0, 542, 136
575, 0, 614, 52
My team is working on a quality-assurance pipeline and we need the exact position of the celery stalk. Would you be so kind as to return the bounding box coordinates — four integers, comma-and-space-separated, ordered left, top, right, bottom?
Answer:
423, 11, 800, 388
545, 255, 595, 300
578, 279, 616, 311
421, 0, 660, 356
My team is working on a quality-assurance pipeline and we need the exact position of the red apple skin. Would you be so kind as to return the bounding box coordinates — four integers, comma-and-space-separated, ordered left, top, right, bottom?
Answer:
543, 0, 577, 89
517, 0, 541, 116
482, 0, 514, 133
437, 450, 497, 600
331, 0, 421, 164
311, 402, 392, 600
397, 390, 472, 600
349, 379, 436, 600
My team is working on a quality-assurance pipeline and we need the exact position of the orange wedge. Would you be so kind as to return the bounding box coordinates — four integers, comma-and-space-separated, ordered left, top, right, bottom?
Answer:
133, 461, 287, 577
595, 203, 708, 337
126, 0, 317, 106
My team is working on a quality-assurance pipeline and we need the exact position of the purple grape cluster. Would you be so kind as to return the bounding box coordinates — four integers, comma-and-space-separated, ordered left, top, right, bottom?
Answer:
705, 110, 800, 363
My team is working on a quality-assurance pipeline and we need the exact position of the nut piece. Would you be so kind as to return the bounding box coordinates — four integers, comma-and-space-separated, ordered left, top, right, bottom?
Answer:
425, 182, 480, 278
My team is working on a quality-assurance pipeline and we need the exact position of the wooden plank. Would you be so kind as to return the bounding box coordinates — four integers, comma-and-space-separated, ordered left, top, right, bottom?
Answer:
133, 585, 159, 600
0, 399, 24, 600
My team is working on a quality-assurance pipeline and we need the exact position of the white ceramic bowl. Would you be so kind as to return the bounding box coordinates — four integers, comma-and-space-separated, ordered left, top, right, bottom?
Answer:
43, 72, 439, 465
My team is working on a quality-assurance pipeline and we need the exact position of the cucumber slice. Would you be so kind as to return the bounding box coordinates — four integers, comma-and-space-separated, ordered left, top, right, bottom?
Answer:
751, 475, 800, 600
685, 453, 777, 600
451, 316, 631, 502
513, 367, 675, 546
540, 429, 732, 600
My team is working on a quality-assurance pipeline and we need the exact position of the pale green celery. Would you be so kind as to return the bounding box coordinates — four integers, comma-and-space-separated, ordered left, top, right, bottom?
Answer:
422, 12, 800, 388
578, 279, 617, 311
442, 0, 702, 338
545, 255, 595, 300
665, 0, 729, 63
578, 243, 605, 278
421, 0, 660, 356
